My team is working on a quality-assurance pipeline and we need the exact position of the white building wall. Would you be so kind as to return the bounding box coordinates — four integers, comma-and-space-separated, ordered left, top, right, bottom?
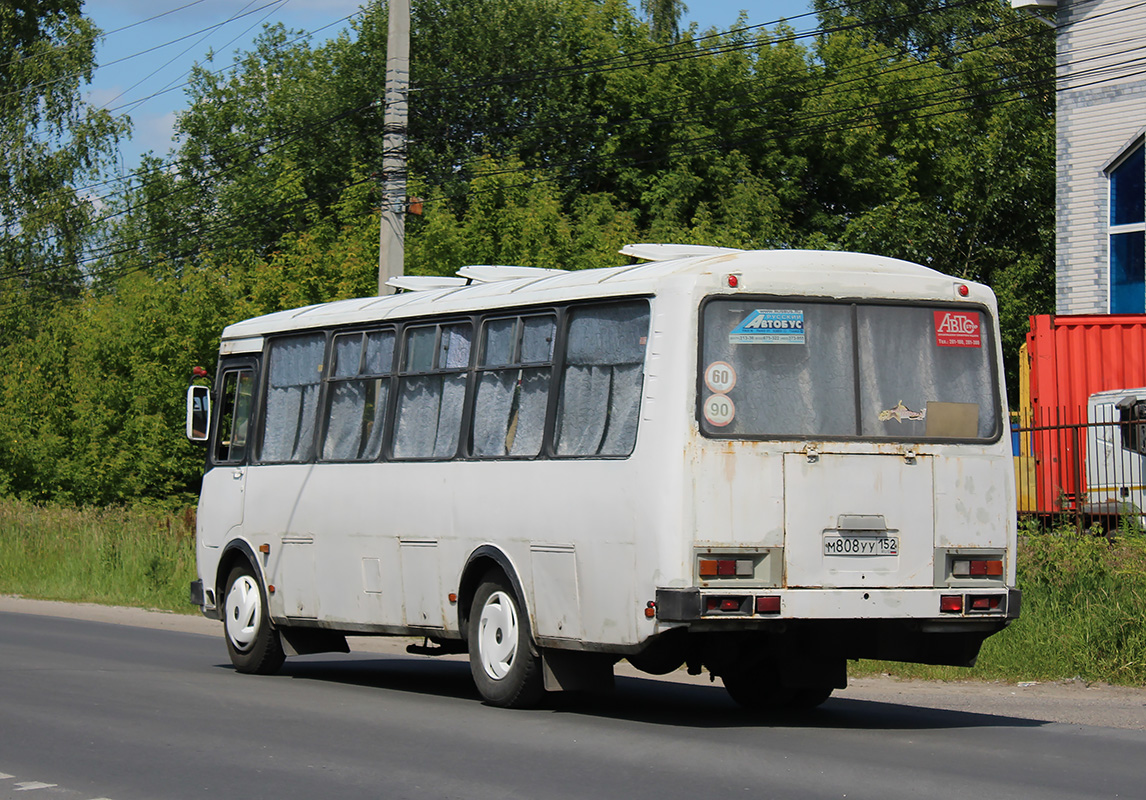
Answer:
1056, 0, 1146, 314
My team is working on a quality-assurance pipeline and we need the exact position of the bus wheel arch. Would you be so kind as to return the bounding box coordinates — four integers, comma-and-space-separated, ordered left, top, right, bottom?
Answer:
215, 541, 261, 610
456, 546, 531, 638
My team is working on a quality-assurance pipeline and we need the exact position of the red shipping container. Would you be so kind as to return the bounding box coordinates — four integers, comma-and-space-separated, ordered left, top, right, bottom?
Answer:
1025, 313, 1146, 513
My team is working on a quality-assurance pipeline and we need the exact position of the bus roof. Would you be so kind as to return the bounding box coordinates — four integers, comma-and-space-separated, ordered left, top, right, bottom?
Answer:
221, 247, 987, 341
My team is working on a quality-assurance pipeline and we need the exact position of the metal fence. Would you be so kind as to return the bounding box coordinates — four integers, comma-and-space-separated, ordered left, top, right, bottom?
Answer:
1014, 411, 1145, 532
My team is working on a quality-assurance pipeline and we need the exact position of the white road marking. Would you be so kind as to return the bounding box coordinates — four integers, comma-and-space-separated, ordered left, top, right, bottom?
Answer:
0, 771, 118, 799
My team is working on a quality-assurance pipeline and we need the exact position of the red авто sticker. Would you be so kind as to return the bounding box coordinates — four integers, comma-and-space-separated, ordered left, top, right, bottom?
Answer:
934, 310, 981, 348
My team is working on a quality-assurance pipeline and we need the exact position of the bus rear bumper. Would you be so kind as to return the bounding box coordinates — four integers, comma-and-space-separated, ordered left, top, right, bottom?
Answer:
655, 586, 1021, 623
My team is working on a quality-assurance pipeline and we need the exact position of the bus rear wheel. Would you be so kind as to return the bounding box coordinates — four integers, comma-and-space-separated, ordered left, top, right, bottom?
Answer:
223, 564, 285, 675
722, 664, 834, 712
467, 575, 543, 708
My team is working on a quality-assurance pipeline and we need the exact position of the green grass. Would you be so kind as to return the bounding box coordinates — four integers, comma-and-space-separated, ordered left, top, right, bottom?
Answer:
1, 498, 1144, 686
0, 498, 196, 612
851, 531, 1146, 686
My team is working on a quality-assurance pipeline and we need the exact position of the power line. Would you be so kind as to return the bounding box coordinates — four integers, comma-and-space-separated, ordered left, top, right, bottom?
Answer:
0, 0, 208, 74
100, 11, 364, 116
0, 1, 288, 105
8, 45, 1060, 290
4, 101, 380, 268
406, 0, 998, 96
414, 15, 1037, 170
7, 8, 374, 242
6, 0, 998, 228
97, 1, 282, 113
4, 0, 1063, 289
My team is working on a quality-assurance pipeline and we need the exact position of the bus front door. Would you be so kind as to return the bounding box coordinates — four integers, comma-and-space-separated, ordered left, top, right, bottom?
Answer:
198, 361, 258, 550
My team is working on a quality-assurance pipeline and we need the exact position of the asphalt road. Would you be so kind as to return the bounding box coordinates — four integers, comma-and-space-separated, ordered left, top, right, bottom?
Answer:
1, 597, 1144, 800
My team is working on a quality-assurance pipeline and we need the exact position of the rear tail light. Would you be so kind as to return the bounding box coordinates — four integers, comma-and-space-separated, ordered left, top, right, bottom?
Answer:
940, 594, 1004, 614
952, 558, 1004, 578
699, 558, 754, 578
703, 595, 780, 615
704, 595, 750, 614
969, 595, 1002, 612
756, 596, 781, 614
940, 595, 963, 613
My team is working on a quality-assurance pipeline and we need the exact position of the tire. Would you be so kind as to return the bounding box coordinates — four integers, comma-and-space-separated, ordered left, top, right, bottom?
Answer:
223, 563, 285, 675
722, 664, 833, 712
467, 573, 543, 708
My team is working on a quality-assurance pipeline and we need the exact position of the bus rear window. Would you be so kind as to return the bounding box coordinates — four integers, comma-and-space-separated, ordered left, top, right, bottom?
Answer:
699, 300, 1000, 441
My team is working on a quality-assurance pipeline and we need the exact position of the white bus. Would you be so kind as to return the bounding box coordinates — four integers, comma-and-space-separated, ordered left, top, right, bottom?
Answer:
187, 245, 1019, 709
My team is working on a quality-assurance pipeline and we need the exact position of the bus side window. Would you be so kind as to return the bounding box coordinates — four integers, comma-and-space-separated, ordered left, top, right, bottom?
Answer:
322, 330, 395, 461
472, 315, 555, 458
554, 300, 649, 457
261, 333, 325, 463
394, 322, 472, 459
215, 369, 254, 464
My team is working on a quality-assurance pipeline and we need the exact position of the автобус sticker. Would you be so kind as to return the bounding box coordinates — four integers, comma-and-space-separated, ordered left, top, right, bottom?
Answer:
729, 309, 805, 345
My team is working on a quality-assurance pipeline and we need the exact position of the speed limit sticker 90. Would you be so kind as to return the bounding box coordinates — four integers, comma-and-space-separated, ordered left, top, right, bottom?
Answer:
704, 361, 737, 394
704, 394, 735, 427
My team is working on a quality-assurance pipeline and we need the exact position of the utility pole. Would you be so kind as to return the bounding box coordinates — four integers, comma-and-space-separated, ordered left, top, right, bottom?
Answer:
378, 0, 410, 295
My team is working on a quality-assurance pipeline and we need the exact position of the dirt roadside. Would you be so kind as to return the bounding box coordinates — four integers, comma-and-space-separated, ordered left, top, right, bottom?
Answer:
3, 594, 1143, 731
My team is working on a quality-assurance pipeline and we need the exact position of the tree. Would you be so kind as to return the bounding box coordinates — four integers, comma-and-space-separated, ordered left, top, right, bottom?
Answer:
641, 0, 688, 42
0, 1, 128, 305
11, 0, 1051, 508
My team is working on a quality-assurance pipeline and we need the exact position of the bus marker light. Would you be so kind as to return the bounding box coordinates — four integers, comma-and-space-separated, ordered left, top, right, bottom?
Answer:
700, 557, 757, 580
952, 559, 1003, 577
970, 596, 1001, 611
259, 543, 270, 554
268, 584, 276, 594
756, 596, 780, 614
958, 284, 970, 297
448, 593, 458, 604
940, 595, 962, 613
645, 601, 656, 619
727, 274, 739, 288
705, 596, 748, 614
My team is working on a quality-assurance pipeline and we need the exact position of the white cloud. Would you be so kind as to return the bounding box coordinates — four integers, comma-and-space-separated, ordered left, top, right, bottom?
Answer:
134, 110, 179, 156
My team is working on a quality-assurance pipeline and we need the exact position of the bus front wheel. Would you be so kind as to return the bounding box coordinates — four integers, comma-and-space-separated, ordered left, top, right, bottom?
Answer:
223, 564, 285, 675
467, 575, 543, 708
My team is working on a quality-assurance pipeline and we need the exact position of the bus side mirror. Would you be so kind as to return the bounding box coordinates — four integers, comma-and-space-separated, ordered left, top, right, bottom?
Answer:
1116, 395, 1146, 455
187, 385, 211, 442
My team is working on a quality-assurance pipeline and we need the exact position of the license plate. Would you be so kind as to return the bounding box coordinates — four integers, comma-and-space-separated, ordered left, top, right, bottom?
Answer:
823, 535, 899, 556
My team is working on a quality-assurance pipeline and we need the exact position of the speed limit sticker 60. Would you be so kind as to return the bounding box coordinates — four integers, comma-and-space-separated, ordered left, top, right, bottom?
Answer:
704, 394, 735, 427
704, 361, 737, 394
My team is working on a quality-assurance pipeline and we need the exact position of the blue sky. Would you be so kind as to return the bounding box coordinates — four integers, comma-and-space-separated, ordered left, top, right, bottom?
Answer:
84, 1, 815, 173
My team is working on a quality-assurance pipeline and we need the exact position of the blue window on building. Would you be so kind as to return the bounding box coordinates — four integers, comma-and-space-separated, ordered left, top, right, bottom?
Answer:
1110, 142, 1145, 313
